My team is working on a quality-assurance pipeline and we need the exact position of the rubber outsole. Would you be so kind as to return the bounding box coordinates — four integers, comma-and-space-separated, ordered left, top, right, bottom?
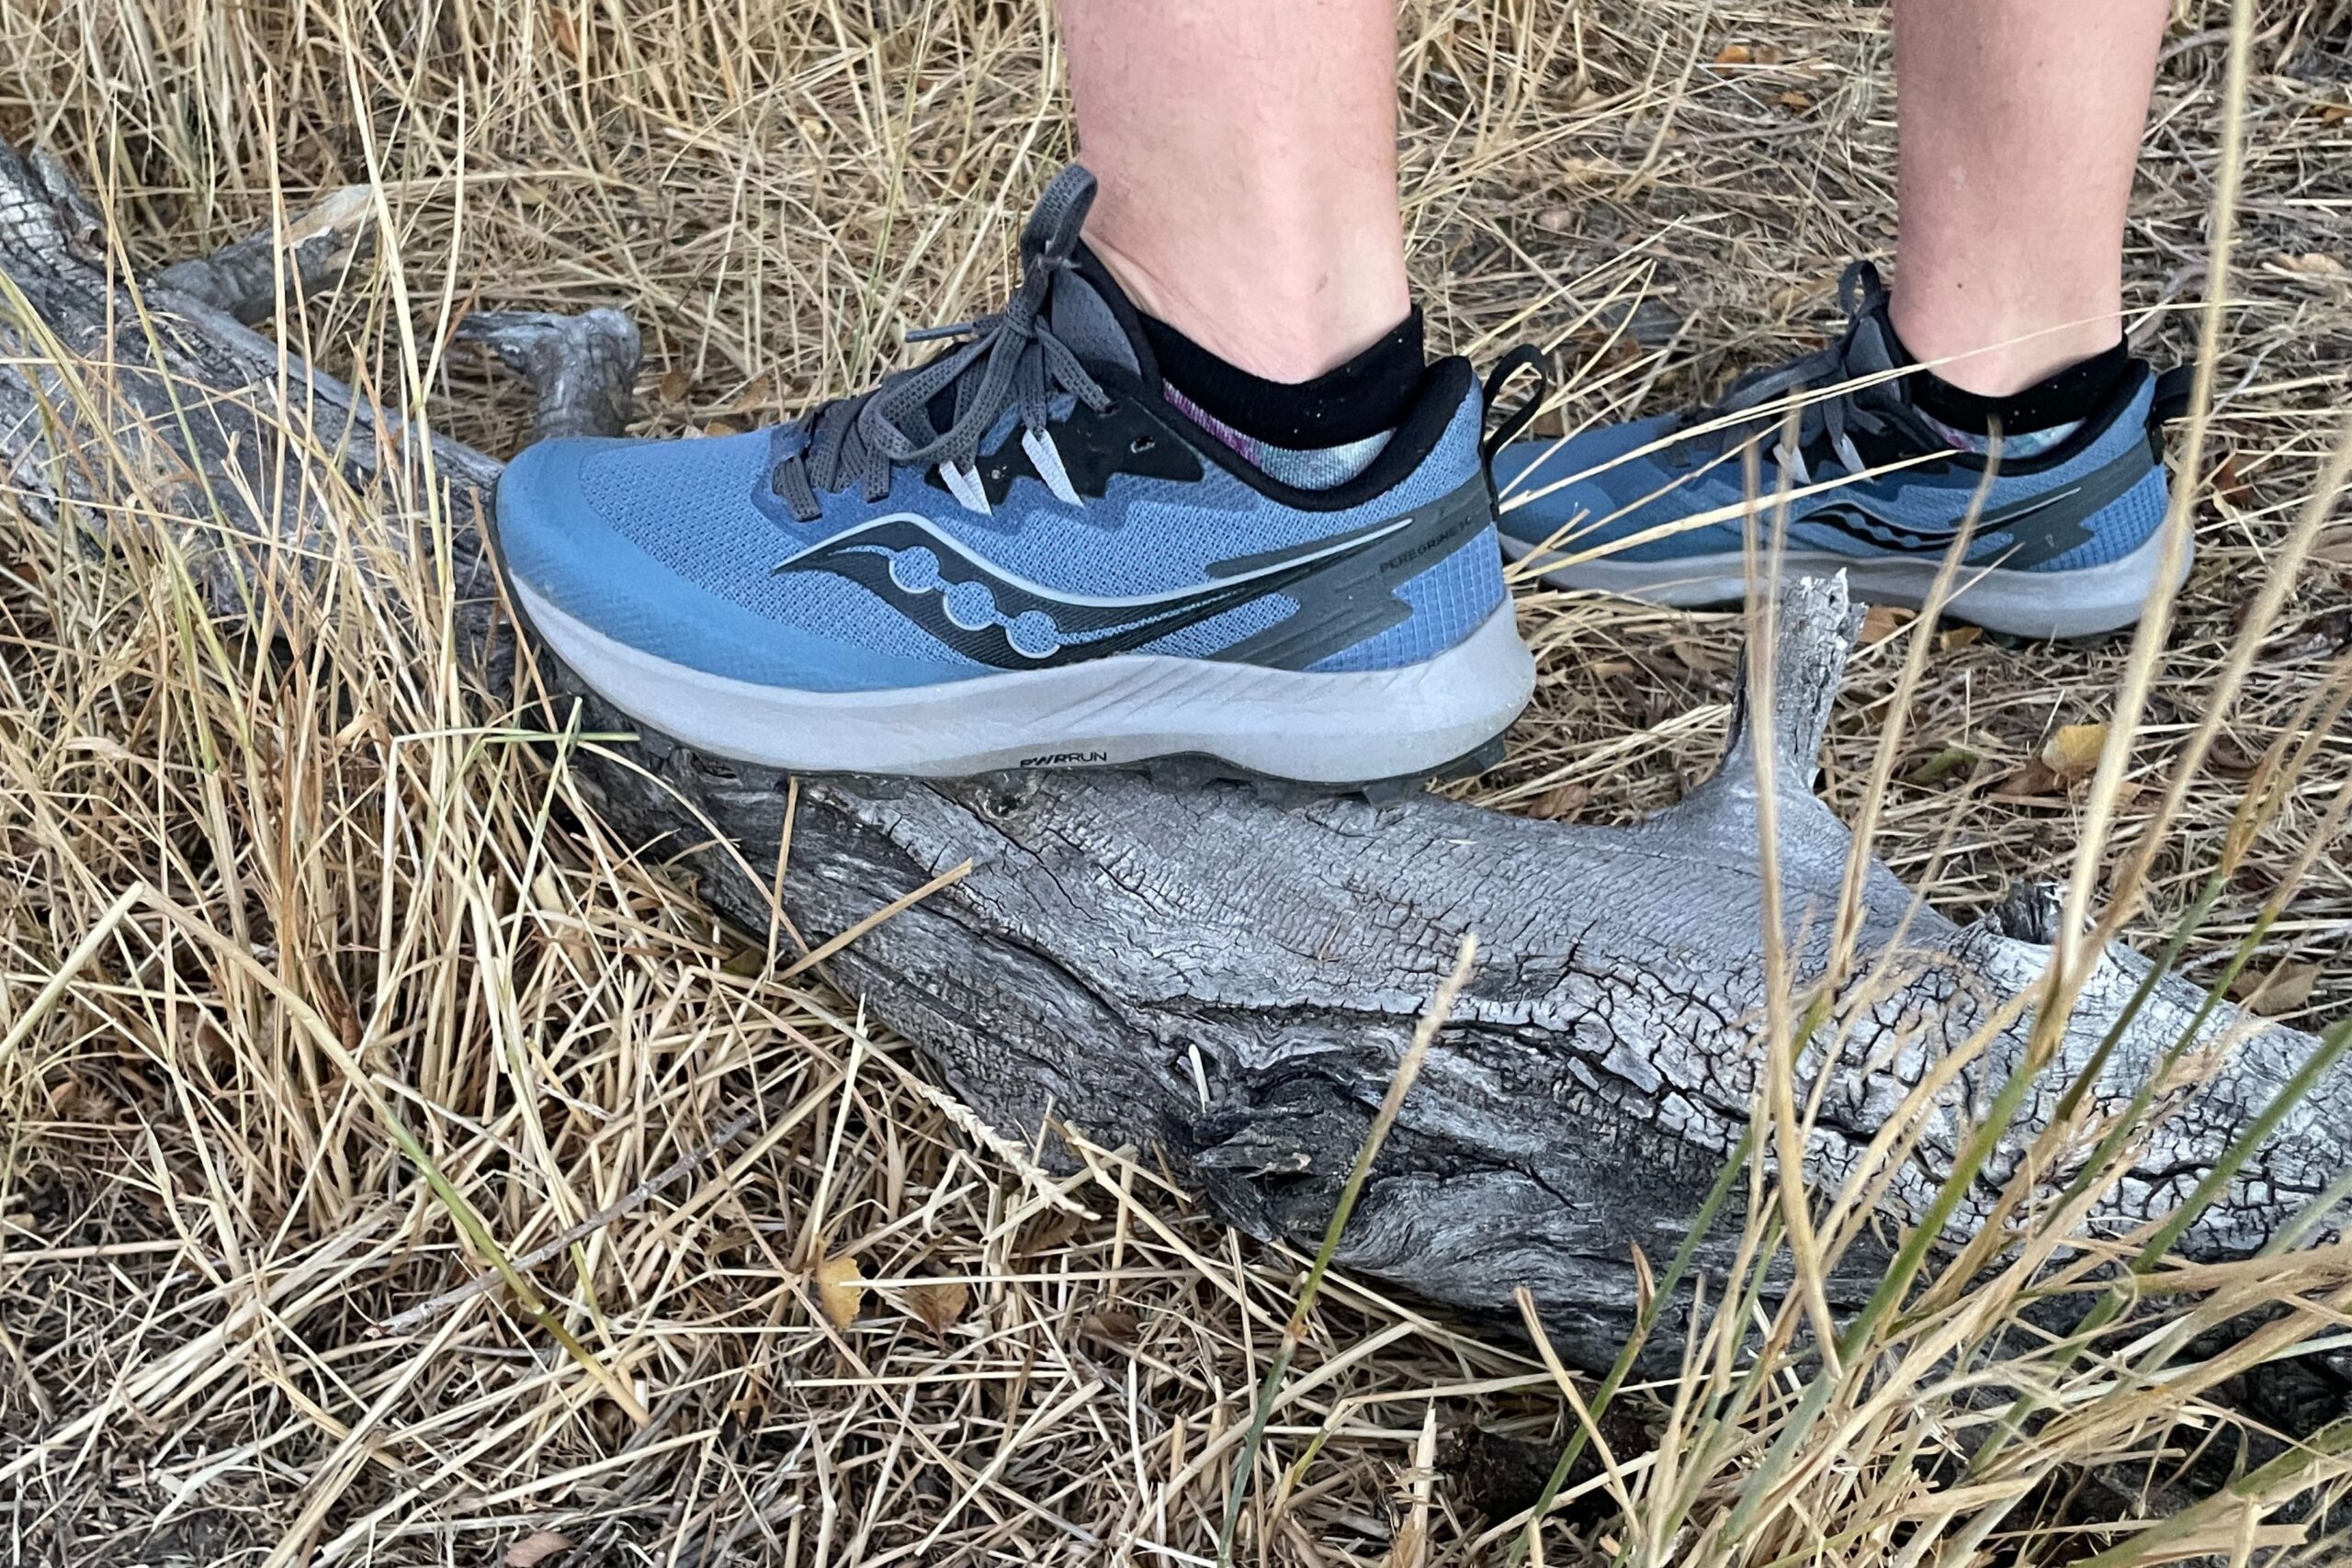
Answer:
622, 718, 1511, 807
510, 583, 1530, 802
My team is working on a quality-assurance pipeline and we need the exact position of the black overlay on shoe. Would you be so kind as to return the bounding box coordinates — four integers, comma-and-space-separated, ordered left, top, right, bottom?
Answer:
920, 396, 1202, 508
1139, 305, 1428, 449
772, 474, 1494, 672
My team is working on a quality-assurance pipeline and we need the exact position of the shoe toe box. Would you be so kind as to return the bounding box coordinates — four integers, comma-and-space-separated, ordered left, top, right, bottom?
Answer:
493, 433, 978, 693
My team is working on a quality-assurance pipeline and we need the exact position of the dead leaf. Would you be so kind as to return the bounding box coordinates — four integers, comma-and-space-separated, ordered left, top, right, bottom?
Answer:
722, 370, 781, 418
1537, 207, 1577, 233
815, 1253, 865, 1329
1713, 42, 1755, 65
1085, 1305, 1141, 1343
1939, 625, 1984, 653
656, 366, 690, 403
1665, 635, 1728, 676
1996, 758, 2064, 798
2323, 102, 2351, 125
1860, 604, 1912, 643
2040, 722, 2109, 782
2234, 963, 2319, 1017
545, 9, 579, 61
1529, 782, 1590, 821
1015, 1208, 1086, 1258
2206, 739, 2264, 780
2275, 252, 2346, 276
505, 1529, 575, 1568
905, 1280, 970, 1337
2213, 452, 2256, 509
1566, 325, 1645, 374
1776, 90, 1815, 112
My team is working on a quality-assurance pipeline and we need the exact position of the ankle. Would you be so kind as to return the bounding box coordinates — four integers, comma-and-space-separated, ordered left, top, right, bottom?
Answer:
1083, 227, 1410, 384
1888, 289, 2127, 400
1883, 306, 2131, 457
1140, 304, 1425, 491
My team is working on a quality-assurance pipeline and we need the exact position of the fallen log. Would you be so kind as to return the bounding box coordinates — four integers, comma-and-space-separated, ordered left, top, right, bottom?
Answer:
1, 141, 2342, 1374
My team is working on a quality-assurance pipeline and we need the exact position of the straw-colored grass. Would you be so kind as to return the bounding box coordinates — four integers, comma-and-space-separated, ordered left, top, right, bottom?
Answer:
0, 1, 2346, 1563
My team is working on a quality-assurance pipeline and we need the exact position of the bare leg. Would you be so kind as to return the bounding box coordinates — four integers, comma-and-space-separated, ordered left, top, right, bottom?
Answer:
1890, 0, 2167, 396
1062, 0, 1410, 382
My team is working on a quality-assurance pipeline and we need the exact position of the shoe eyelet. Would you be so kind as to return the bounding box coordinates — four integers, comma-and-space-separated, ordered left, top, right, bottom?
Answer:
1130, 434, 1157, 455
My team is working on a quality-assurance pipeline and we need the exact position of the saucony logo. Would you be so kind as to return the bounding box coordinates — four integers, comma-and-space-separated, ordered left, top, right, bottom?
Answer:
773, 512, 1418, 670
1805, 442, 2155, 570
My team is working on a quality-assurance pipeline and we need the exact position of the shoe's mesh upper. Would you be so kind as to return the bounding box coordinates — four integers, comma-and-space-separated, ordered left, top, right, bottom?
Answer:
2018, 468, 2170, 571
571, 395, 1492, 671
578, 431, 981, 669
1132, 594, 1297, 659
1505, 377, 2166, 573
1308, 534, 1508, 672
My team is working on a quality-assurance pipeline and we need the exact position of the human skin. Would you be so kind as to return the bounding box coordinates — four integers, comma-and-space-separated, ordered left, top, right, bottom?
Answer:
1062, 0, 1415, 382
1889, 0, 2168, 394
1061, 0, 2168, 397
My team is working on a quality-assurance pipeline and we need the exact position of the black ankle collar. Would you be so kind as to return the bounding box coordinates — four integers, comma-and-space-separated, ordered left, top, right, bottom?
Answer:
1138, 307, 1428, 449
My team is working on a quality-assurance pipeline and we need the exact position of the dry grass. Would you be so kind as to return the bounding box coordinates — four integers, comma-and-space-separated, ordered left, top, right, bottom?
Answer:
0, 0, 2347, 1563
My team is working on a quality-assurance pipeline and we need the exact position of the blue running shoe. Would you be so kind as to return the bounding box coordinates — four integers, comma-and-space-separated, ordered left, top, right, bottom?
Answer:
494, 167, 1533, 786
1494, 264, 2190, 638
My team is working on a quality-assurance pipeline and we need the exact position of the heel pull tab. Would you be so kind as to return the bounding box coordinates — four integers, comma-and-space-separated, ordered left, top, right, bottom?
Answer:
2150, 364, 2198, 425
1479, 345, 1552, 484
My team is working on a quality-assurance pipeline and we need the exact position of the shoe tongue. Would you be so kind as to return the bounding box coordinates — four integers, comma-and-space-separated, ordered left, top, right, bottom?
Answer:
1834, 261, 1917, 404
1047, 242, 1147, 381
1012, 164, 1148, 382
1843, 298, 1905, 380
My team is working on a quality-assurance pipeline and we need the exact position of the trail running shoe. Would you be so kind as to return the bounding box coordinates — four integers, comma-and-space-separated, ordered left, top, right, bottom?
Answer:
1493, 263, 2189, 639
493, 167, 1533, 786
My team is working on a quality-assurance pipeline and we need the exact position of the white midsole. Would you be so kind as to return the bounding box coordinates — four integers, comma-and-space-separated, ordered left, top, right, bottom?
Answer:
514, 583, 1537, 783
1504, 525, 2189, 639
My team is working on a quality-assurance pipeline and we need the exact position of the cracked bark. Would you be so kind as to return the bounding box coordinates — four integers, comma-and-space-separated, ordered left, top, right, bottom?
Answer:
1, 140, 2344, 1377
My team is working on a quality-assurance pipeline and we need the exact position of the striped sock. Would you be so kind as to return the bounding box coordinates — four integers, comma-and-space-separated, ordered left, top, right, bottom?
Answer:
1162, 386, 1393, 489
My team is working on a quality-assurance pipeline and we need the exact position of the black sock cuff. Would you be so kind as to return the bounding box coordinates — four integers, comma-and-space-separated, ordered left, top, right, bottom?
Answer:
1139, 307, 1426, 449
1891, 321, 2133, 436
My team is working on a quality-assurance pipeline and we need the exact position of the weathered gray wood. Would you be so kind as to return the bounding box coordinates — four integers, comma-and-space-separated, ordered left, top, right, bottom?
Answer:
1, 139, 2342, 1376
458, 310, 643, 442
153, 186, 375, 324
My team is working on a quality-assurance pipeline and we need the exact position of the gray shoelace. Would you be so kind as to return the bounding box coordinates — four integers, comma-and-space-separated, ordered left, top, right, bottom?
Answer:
772, 166, 1114, 523
1681, 260, 1917, 482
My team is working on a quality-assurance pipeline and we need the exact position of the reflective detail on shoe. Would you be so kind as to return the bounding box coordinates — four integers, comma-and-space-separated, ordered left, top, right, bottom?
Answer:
1308, 528, 1512, 673
1021, 426, 1085, 506
1783, 434, 2160, 569
938, 460, 992, 515
2011, 467, 2170, 573
760, 472, 1493, 673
